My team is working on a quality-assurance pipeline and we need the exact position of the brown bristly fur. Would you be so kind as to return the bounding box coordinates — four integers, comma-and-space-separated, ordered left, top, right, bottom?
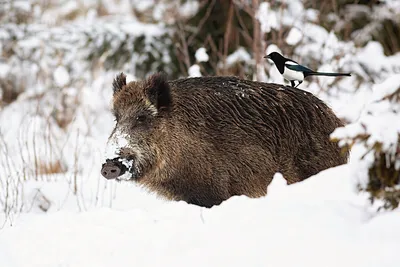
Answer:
112, 73, 127, 94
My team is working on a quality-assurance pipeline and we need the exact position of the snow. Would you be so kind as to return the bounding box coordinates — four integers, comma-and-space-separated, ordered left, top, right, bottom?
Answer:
286, 0, 304, 19
256, 2, 279, 33
286, 27, 303, 45
195, 47, 209, 62
132, 0, 154, 12
53, 66, 70, 87
225, 47, 252, 67
372, 74, 400, 101
0, 63, 10, 78
179, 0, 200, 18
116, 162, 134, 181
305, 9, 319, 21
341, 106, 400, 153
0, 164, 400, 267
188, 64, 202, 77
104, 128, 129, 160
101, 0, 132, 15
153, 3, 168, 22
13, 1, 31, 12
17, 37, 41, 50
59, 1, 79, 17
103, 127, 135, 180
118, 21, 166, 37
356, 41, 387, 73
303, 23, 329, 44
331, 74, 400, 156
266, 172, 288, 195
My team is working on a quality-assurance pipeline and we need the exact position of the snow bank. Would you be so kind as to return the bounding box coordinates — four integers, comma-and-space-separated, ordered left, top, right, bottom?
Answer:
188, 64, 202, 77
224, 47, 252, 67
286, 27, 303, 45
195, 47, 209, 62
0, 164, 399, 267
332, 74, 400, 155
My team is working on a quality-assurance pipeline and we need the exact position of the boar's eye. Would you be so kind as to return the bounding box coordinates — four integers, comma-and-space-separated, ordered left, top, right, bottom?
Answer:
135, 114, 148, 124
132, 112, 152, 129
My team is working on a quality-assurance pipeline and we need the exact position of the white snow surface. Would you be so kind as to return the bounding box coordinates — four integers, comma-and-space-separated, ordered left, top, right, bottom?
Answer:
178, 0, 200, 18
104, 128, 129, 160
188, 64, 202, 77
286, 27, 303, 45
195, 47, 209, 62
331, 74, 400, 156
0, 63, 10, 78
1, 164, 400, 267
225, 47, 252, 67
131, 0, 154, 12
256, 2, 279, 33
53, 66, 70, 87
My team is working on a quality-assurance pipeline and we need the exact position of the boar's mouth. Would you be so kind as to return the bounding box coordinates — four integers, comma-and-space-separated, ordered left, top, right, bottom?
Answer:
101, 156, 141, 181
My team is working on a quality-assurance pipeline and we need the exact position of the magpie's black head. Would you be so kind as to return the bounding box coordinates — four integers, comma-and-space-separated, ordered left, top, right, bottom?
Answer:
264, 52, 287, 74
264, 52, 286, 64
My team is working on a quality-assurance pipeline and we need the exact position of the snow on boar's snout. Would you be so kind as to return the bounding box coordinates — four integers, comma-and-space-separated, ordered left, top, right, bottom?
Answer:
101, 72, 348, 208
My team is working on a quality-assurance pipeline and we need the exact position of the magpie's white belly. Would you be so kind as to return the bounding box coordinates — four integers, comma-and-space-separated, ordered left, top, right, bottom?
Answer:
283, 68, 304, 81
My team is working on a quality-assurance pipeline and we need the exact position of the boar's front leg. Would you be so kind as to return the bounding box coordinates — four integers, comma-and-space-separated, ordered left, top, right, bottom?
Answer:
186, 196, 224, 208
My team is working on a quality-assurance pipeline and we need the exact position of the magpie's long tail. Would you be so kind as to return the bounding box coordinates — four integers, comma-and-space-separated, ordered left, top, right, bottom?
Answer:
306, 72, 351, 77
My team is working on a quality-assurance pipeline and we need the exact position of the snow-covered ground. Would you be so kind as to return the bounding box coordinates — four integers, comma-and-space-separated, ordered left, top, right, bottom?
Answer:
1, 162, 400, 267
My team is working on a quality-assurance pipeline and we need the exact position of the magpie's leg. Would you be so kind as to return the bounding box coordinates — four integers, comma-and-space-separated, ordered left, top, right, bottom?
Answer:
290, 81, 295, 87
295, 81, 303, 88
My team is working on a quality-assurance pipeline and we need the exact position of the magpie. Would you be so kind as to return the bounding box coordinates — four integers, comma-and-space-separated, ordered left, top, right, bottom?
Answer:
264, 52, 351, 88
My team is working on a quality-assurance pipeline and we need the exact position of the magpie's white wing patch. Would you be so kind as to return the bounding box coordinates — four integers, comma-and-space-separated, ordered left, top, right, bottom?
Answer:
285, 62, 314, 73
285, 60, 299, 66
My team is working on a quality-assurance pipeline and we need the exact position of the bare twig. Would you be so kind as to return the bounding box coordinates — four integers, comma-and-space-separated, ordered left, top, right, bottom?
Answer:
220, 1, 235, 74
187, 0, 217, 46
252, 0, 262, 80
234, 5, 253, 47
176, 21, 192, 74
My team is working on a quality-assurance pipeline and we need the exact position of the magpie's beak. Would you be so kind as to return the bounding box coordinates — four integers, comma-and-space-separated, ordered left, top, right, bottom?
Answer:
264, 55, 270, 59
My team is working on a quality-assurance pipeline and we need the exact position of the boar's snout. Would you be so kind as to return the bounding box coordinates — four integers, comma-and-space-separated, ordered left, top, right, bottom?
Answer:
101, 159, 126, 180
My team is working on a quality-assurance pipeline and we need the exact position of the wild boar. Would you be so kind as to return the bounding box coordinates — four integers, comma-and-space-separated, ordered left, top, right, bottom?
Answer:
101, 72, 348, 208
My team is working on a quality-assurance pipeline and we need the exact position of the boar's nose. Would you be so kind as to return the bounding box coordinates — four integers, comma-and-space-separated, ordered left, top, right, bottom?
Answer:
101, 162, 122, 180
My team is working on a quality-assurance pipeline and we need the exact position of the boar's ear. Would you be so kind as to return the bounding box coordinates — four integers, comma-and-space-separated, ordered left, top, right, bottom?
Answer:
145, 72, 172, 112
112, 72, 126, 94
